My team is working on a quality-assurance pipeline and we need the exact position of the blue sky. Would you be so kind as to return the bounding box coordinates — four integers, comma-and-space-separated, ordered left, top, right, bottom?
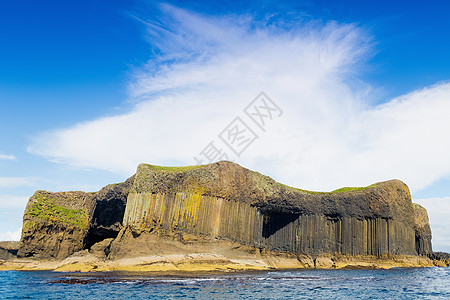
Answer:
1, 0, 450, 251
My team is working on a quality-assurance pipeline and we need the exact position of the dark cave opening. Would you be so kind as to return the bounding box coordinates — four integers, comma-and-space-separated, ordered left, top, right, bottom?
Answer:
262, 212, 299, 238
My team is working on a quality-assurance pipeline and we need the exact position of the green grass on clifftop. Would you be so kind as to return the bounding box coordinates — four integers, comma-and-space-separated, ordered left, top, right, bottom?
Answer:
330, 183, 379, 193
144, 164, 206, 172
279, 183, 324, 194
279, 183, 380, 194
25, 194, 88, 228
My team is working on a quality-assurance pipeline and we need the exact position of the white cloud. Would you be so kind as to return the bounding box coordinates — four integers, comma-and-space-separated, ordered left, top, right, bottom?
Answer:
0, 194, 29, 209
0, 177, 38, 188
0, 154, 15, 161
28, 6, 450, 195
0, 228, 21, 241
0, 195, 29, 242
414, 198, 450, 253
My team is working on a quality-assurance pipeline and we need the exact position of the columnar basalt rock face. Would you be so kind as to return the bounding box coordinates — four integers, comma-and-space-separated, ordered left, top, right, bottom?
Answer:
123, 162, 418, 256
123, 192, 415, 256
413, 203, 432, 255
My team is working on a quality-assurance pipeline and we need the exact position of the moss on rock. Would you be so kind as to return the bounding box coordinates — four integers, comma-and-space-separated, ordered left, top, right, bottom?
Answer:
144, 164, 207, 172
330, 183, 379, 193
25, 193, 88, 229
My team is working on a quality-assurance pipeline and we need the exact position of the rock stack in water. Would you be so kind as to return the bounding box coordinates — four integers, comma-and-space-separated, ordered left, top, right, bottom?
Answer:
16, 161, 432, 260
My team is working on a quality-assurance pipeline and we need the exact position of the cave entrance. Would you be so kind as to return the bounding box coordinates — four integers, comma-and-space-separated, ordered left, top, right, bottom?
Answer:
262, 212, 299, 238
85, 227, 120, 249
84, 198, 127, 249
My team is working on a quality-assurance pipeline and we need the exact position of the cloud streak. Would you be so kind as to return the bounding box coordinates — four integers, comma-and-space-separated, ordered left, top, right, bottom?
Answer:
0, 194, 30, 209
0, 153, 15, 161
0, 177, 38, 188
0, 229, 21, 241
28, 5, 450, 197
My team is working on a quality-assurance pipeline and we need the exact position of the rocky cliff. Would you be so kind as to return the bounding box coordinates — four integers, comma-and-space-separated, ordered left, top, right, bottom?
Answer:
17, 177, 134, 259
17, 190, 91, 259
413, 203, 432, 255
13, 161, 436, 267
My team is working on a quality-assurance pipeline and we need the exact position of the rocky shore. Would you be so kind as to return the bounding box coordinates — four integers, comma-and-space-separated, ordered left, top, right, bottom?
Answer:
0, 237, 441, 272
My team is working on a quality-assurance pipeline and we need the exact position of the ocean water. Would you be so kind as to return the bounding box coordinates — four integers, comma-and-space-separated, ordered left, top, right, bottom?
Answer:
0, 268, 449, 299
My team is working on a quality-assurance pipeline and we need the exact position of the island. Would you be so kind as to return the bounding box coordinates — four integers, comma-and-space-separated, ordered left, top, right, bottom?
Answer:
1, 161, 449, 272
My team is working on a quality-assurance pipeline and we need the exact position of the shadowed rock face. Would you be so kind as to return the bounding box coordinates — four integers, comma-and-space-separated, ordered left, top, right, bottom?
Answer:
413, 203, 432, 255
0, 241, 19, 260
428, 252, 450, 266
16, 161, 433, 260
86, 176, 135, 248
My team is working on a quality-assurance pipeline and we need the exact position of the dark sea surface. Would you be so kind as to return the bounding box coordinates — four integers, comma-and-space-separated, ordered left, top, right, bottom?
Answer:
1, 267, 449, 299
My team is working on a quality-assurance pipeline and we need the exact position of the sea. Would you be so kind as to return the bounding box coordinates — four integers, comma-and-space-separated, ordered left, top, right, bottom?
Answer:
1, 267, 449, 299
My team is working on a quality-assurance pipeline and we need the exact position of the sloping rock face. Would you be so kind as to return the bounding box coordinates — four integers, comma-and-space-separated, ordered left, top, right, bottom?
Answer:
122, 162, 418, 256
17, 178, 134, 259
413, 203, 432, 255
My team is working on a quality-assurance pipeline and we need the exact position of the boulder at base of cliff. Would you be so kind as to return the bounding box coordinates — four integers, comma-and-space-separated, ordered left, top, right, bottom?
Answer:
0, 241, 19, 260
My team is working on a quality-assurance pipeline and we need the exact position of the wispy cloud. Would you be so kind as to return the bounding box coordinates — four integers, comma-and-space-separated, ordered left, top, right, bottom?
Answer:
0, 228, 21, 241
0, 195, 29, 242
0, 194, 30, 209
0, 177, 38, 188
28, 5, 450, 196
0, 153, 15, 161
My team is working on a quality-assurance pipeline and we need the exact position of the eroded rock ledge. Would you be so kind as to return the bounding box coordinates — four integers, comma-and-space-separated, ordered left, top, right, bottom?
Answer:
2, 161, 445, 271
